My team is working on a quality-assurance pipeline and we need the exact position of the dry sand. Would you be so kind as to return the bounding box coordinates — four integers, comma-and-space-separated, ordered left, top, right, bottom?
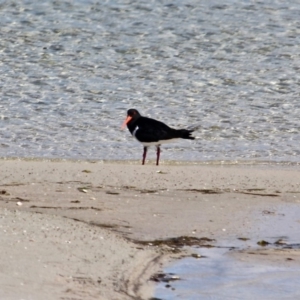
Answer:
0, 159, 299, 299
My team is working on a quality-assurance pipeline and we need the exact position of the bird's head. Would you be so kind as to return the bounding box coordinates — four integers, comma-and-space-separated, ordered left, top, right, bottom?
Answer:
121, 109, 141, 129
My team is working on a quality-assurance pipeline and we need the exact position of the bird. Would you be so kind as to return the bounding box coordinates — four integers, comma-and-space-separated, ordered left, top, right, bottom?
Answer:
121, 108, 195, 165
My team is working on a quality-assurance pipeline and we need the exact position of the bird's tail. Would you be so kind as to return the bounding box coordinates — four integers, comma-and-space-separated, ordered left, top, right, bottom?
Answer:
177, 129, 195, 140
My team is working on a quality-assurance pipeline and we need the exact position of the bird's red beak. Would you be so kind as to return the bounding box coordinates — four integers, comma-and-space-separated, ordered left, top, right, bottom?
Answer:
121, 116, 132, 129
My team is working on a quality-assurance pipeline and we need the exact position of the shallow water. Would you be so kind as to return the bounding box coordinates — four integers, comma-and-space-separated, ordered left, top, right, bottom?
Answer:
0, 0, 300, 163
155, 204, 300, 299
156, 246, 300, 300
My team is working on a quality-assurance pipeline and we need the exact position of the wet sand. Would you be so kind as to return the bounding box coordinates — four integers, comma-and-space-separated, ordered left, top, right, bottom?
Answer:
0, 159, 299, 299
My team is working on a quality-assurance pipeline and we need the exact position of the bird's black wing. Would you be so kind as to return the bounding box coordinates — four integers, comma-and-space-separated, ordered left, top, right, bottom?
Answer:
135, 117, 176, 143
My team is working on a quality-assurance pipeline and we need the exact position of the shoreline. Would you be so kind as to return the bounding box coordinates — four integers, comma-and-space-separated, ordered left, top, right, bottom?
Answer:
1, 156, 300, 168
0, 159, 299, 299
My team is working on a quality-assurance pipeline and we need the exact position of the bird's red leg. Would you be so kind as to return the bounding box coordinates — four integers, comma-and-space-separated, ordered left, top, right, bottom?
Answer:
142, 146, 147, 165
156, 146, 161, 166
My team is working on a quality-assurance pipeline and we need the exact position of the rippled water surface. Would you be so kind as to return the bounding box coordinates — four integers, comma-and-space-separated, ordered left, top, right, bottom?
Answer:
0, 0, 300, 162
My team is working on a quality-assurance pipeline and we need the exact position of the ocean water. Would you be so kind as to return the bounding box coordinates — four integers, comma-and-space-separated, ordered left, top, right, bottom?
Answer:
0, 0, 299, 163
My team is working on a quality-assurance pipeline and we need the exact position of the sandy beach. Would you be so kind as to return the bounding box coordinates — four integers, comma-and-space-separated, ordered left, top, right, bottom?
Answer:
0, 159, 299, 299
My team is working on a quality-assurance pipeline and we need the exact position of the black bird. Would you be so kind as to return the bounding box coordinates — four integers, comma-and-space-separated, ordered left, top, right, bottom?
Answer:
121, 108, 195, 165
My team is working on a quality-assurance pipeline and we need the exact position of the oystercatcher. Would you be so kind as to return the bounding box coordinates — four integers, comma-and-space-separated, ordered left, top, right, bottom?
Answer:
121, 108, 195, 165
